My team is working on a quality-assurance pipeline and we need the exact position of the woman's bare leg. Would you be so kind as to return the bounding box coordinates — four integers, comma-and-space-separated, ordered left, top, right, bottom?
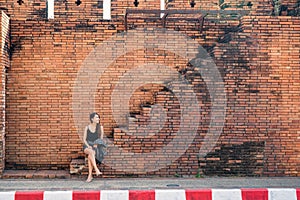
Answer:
84, 149, 102, 177
86, 159, 93, 182
84, 148, 97, 182
88, 150, 102, 175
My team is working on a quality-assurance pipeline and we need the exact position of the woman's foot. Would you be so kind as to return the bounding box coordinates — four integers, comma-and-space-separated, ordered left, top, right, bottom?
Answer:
86, 176, 93, 183
96, 169, 102, 176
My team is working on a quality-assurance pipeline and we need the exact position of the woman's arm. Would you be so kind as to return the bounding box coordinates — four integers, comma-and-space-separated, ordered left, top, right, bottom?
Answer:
100, 125, 104, 140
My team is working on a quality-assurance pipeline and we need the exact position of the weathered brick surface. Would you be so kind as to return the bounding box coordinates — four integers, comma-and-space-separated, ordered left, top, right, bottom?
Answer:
213, 16, 300, 177
0, 0, 299, 177
0, 11, 9, 176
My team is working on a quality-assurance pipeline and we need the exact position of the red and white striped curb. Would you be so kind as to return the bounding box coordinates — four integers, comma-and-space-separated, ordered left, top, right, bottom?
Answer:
0, 188, 299, 200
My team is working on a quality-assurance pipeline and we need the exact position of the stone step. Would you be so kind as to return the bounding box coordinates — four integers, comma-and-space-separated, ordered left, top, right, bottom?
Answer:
69, 158, 118, 178
2, 170, 71, 179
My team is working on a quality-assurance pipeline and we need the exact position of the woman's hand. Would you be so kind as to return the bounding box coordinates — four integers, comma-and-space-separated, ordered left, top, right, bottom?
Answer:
93, 144, 97, 148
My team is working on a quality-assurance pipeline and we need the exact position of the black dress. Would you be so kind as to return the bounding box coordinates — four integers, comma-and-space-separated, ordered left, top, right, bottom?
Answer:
83, 126, 99, 150
83, 125, 107, 164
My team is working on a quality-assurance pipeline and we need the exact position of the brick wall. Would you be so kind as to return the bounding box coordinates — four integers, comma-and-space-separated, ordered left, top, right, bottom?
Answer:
213, 16, 300, 177
0, 11, 9, 177
6, 19, 122, 170
1, 0, 300, 177
166, 0, 218, 10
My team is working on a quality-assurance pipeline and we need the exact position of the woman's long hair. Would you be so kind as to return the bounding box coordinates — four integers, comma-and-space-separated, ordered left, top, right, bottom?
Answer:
89, 112, 102, 137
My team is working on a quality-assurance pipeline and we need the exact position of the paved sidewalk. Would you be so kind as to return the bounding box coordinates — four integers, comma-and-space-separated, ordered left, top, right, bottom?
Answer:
0, 177, 299, 191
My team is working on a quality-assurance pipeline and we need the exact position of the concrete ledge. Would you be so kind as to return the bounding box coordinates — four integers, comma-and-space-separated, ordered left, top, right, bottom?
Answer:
0, 188, 299, 200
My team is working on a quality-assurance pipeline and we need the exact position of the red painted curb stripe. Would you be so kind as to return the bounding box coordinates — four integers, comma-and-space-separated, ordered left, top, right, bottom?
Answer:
241, 189, 268, 200
15, 191, 44, 200
129, 190, 155, 200
185, 189, 212, 200
72, 191, 100, 200
7, 189, 300, 200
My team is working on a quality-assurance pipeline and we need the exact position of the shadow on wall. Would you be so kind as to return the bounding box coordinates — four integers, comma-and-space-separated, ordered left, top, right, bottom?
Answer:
200, 141, 265, 176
